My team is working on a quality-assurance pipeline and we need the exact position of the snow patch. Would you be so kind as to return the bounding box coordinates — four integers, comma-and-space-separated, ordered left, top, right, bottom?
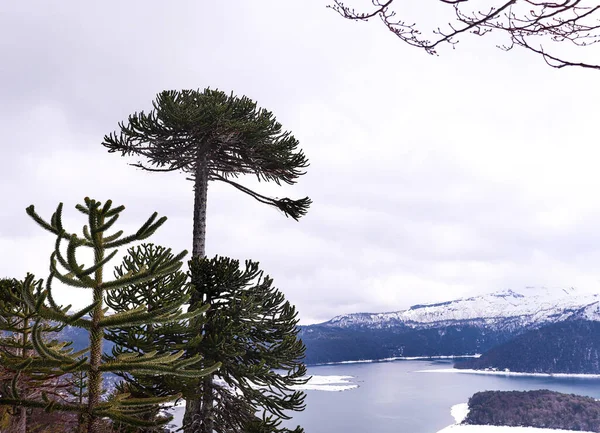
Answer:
166, 375, 358, 430
417, 368, 600, 379
450, 403, 469, 423
313, 354, 480, 366
291, 375, 358, 392
166, 400, 185, 431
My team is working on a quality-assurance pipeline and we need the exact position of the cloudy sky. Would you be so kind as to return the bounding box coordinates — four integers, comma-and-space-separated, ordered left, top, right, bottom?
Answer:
2, 1, 600, 324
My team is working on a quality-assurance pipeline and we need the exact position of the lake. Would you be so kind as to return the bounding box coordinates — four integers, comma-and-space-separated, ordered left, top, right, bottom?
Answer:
283, 360, 600, 433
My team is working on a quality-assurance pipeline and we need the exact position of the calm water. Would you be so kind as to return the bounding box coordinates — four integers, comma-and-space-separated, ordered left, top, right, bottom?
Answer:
284, 360, 600, 433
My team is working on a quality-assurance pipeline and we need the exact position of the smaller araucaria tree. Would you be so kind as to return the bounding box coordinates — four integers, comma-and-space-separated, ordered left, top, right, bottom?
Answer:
0, 275, 71, 433
104, 243, 207, 432
0, 198, 219, 433
183, 256, 308, 433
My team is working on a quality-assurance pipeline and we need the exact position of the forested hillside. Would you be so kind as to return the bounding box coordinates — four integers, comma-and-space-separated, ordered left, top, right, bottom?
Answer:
455, 320, 600, 374
464, 390, 600, 431
301, 324, 513, 364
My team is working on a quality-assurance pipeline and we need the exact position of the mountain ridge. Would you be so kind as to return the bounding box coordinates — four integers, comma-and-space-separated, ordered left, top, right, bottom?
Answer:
319, 287, 600, 330
300, 286, 600, 364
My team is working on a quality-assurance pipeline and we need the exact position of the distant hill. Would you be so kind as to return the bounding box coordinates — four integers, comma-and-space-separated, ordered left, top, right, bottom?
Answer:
464, 390, 600, 431
455, 320, 600, 374
301, 287, 600, 364
301, 323, 511, 364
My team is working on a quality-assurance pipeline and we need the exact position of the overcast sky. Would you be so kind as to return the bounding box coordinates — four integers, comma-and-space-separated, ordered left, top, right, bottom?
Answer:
2, 1, 600, 324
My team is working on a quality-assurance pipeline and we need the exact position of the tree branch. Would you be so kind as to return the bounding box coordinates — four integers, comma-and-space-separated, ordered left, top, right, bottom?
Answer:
212, 174, 311, 221
330, 0, 600, 69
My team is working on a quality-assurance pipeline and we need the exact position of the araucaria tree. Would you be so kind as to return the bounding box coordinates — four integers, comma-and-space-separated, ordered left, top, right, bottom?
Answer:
186, 256, 308, 433
104, 243, 206, 432
102, 88, 311, 258
102, 88, 312, 431
330, 0, 600, 69
0, 275, 71, 433
0, 198, 219, 433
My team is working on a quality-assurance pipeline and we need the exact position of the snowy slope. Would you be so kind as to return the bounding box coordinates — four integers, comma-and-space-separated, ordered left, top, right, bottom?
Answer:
324, 287, 600, 330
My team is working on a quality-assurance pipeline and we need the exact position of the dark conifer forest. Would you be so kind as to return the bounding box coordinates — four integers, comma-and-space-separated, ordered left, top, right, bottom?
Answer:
465, 390, 600, 431
455, 320, 600, 374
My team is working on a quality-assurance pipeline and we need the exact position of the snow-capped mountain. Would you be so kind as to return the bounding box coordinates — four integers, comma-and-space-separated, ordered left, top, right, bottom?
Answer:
300, 287, 600, 364
322, 287, 600, 331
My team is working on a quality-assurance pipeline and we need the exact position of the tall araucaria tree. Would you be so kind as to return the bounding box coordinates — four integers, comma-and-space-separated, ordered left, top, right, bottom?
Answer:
0, 198, 219, 433
102, 88, 311, 432
102, 88, 311, 259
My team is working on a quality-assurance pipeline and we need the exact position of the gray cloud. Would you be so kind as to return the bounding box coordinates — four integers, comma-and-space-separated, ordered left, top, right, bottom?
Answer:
2, 0, 600, 324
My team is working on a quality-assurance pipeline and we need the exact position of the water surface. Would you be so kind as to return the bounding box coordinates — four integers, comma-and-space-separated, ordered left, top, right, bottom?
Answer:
285, 360, 600, 433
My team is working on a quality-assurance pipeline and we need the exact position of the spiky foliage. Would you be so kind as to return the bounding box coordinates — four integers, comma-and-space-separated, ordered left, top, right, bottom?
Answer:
0, 198, 220, 433
103, 88, 312, 432
102, 88, 311, 257
104, 243, 207, 432
0, 275, 72, 433
60, 369, 90, 432
183, 256, 308, 433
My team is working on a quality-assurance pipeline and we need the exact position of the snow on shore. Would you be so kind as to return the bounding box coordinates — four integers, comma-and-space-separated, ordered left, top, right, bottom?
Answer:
418, 368, 600, 379
437, 425, 596, 432
450, 403, 469, 423
436, 403, 595, 433
313, 354, 480, 366
291, 375, 358, 391
167, 375, 357, 429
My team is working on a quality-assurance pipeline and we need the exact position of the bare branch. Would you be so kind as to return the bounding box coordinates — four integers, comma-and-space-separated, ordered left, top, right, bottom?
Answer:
330, 0, 600, 69
328, 0, 395, 20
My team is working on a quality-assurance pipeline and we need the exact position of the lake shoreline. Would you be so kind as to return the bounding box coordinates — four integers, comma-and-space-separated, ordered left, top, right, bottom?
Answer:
308, 354, 481, 367
288, 360, 600, 433
419, 368, 600, 379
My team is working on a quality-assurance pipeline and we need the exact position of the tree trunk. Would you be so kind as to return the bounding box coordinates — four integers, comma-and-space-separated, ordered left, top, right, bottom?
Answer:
7, 407, 26, 433
87, 244, 105, 433
192, 154, 209, 258
198, 369, 214, 433
8, 320, 30, 433
184, 155, 213, 433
